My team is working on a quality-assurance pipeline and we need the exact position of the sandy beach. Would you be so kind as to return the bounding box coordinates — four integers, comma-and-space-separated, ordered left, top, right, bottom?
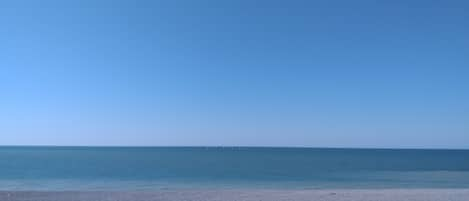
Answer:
1, 189, 469, 201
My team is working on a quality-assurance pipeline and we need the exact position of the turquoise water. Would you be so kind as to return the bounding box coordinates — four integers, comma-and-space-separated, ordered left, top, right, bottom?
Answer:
0, 146, 469, 190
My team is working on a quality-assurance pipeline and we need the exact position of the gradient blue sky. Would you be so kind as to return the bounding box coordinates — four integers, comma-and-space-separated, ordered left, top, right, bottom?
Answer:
1, 0, 468, 148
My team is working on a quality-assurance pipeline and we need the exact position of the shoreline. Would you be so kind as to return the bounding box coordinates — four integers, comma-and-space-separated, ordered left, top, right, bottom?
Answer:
2, 189, 469, 201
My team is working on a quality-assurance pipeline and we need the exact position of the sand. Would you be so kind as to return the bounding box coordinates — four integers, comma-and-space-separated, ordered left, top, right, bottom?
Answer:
1, 189, 469, 201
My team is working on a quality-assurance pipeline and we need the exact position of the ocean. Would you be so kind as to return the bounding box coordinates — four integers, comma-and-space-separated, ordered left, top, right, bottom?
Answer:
0, 146, 468, 190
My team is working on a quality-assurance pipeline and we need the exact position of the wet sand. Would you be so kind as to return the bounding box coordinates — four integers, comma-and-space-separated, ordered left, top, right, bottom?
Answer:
1, 189, 469, 201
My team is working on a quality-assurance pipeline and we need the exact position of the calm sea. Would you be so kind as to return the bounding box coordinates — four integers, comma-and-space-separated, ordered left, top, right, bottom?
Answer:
0, 146, 468, 190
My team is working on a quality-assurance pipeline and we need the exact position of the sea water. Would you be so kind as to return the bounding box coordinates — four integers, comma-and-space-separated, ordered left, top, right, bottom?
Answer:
0, 146, 468, 190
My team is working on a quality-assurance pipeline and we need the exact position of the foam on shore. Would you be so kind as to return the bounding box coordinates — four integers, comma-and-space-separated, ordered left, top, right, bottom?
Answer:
1, 189, 469, 201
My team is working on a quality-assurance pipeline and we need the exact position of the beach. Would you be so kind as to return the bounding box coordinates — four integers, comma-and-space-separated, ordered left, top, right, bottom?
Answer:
2, 189, 469, 201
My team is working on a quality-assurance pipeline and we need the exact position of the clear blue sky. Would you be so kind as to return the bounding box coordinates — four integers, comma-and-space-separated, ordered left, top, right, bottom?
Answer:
1, 0, 468, 148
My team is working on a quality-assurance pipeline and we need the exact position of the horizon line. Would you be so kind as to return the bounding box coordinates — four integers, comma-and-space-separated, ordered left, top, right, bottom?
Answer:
0, 145, 468, 151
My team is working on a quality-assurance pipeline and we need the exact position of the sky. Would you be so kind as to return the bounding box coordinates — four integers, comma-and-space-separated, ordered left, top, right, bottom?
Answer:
1, 0, 468, 148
